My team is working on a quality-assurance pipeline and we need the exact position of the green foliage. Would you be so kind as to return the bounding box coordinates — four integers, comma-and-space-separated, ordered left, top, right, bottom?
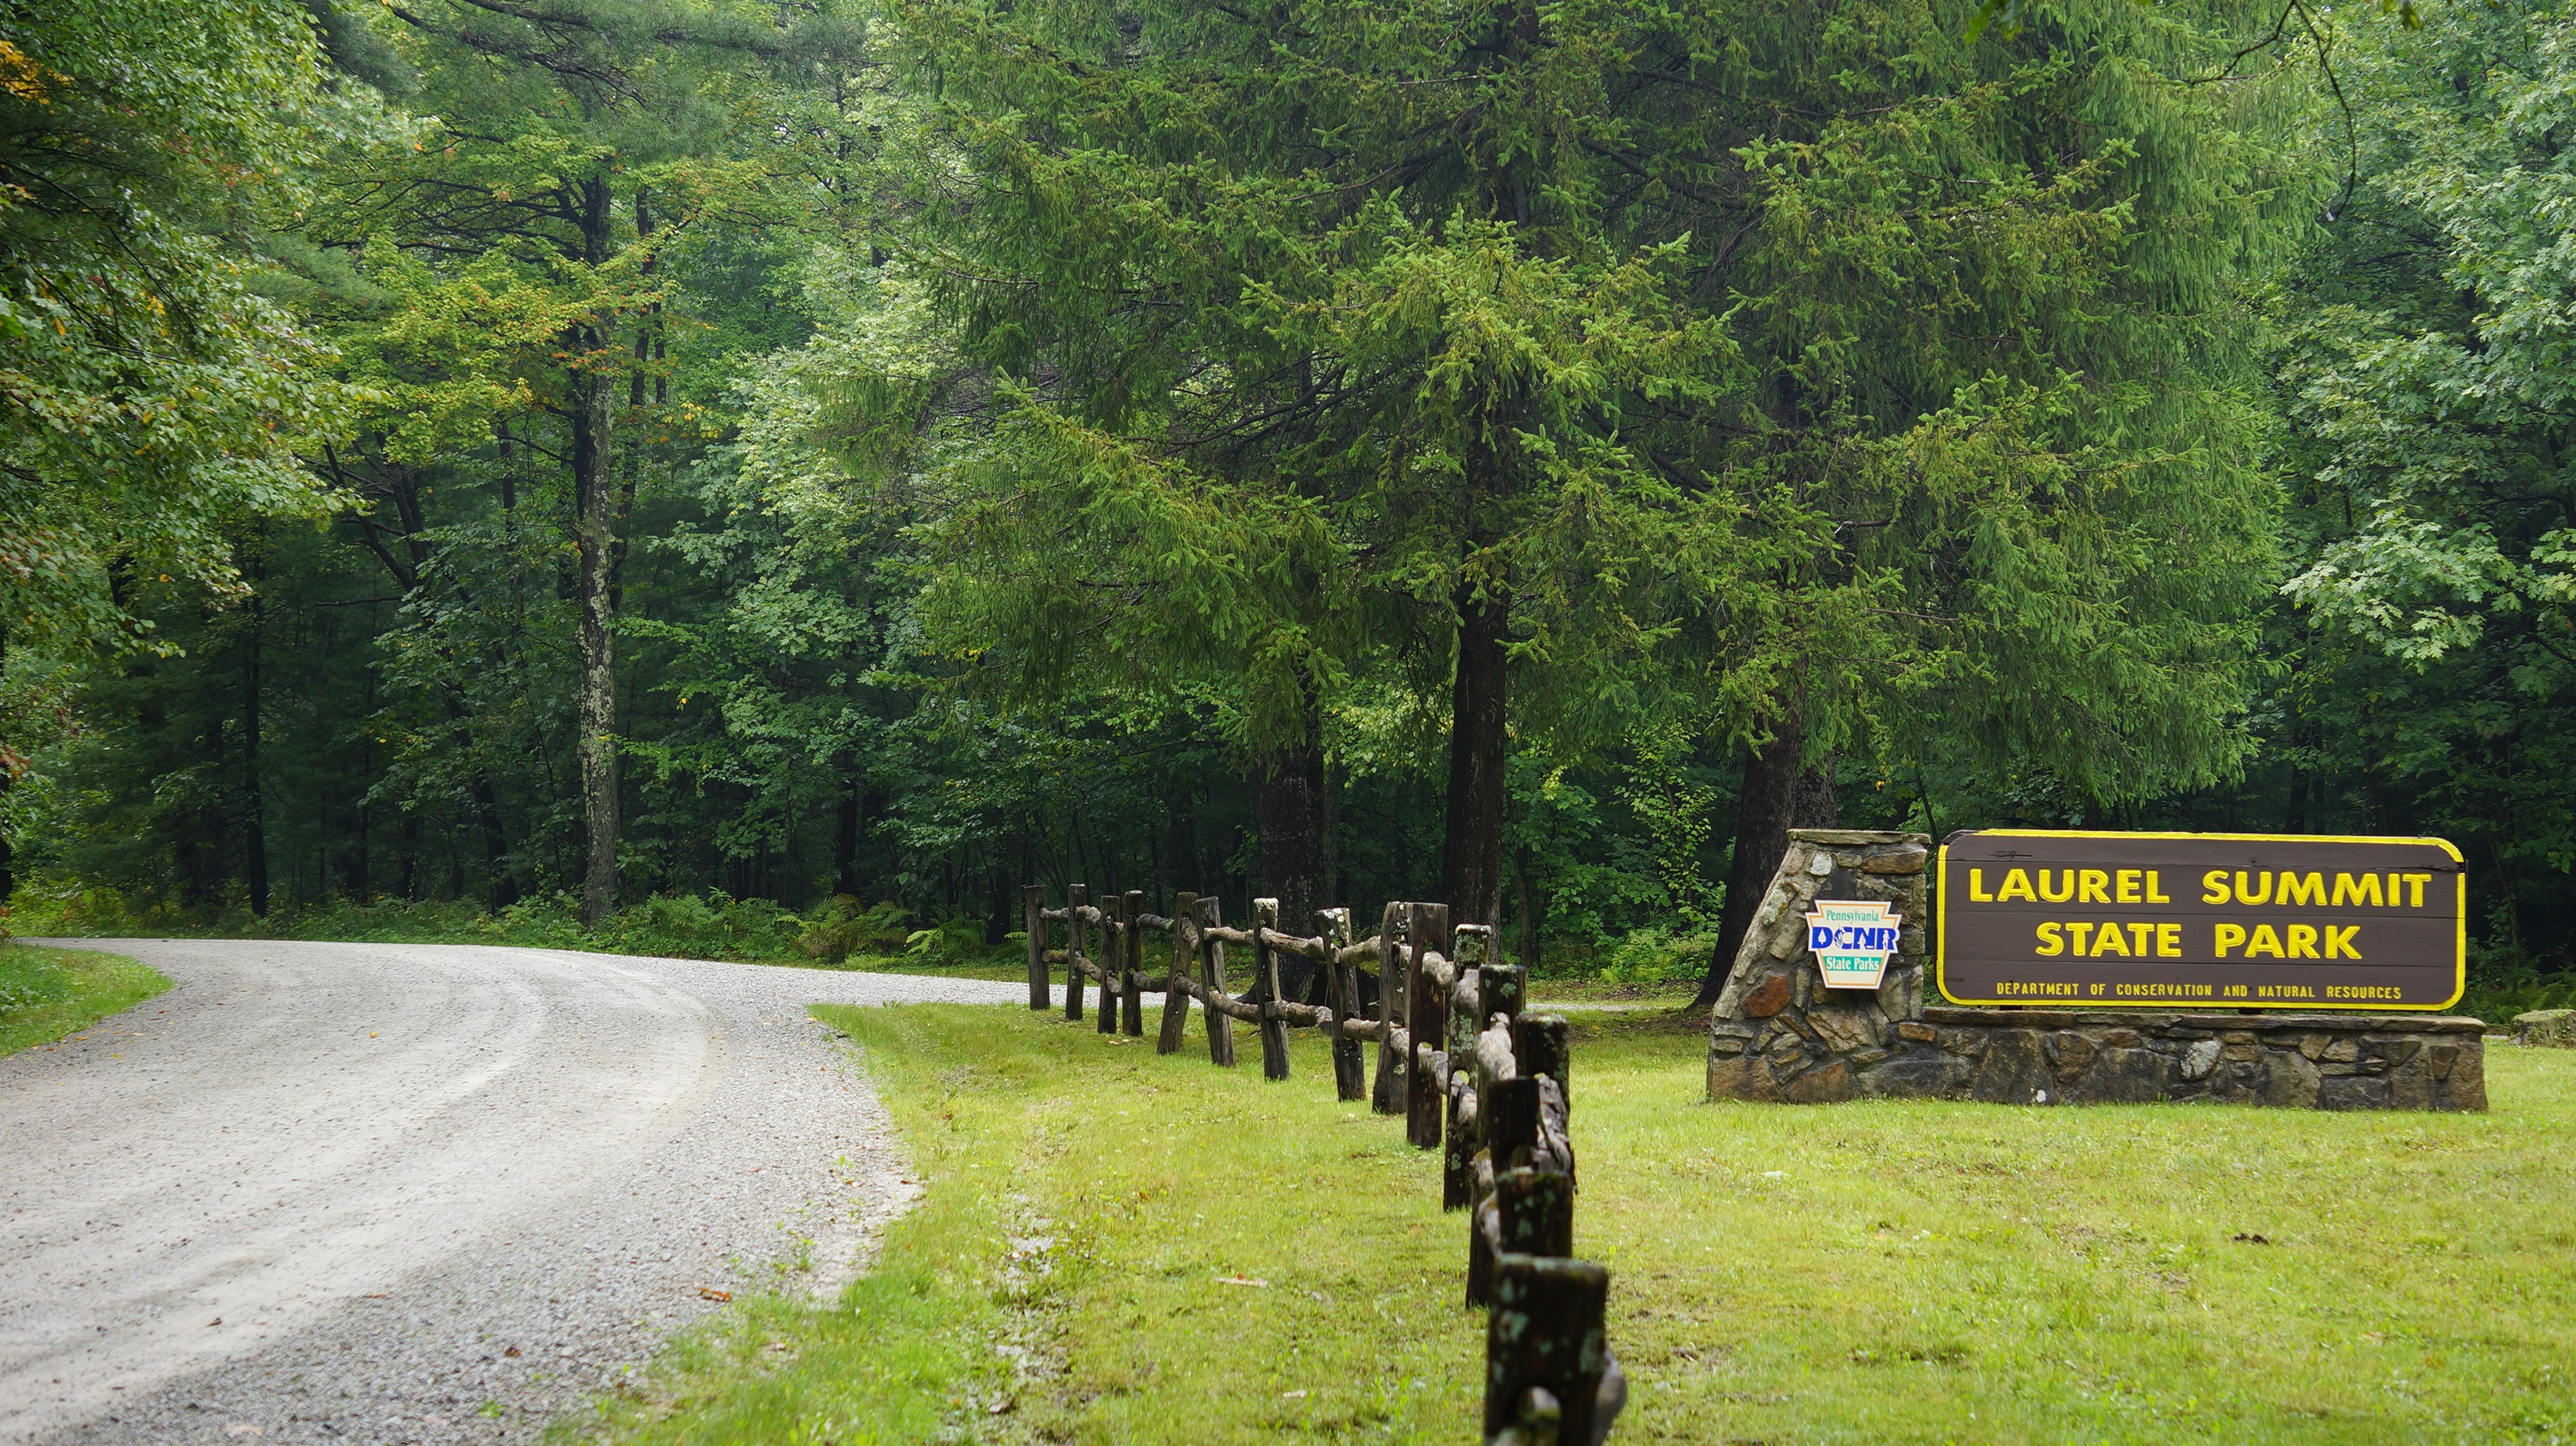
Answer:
796, 896, 911, 965
0, 0, 359, 663
2, 0, 2569, 989
1592, 924, 1723, 988
1, 874, 920, 968
2225, 0, 2576, 968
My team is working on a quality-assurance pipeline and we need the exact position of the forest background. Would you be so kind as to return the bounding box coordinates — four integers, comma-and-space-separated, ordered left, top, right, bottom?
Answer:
2, 0, 2570, 1015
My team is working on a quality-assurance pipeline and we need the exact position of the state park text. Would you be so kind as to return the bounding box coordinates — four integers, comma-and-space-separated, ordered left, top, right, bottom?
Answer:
1934, 832, 2466, 1011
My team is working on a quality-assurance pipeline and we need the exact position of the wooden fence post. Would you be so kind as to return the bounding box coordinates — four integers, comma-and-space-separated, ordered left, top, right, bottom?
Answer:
1023, 884, 1050, 1012
1406, 901, 1452, 1150
1512, 1013, 1575, 1190
1484, 1076, 1543, 1174
1158, 892, 1198, 1055
1064, 883, 1088, 1023
1121, 888, 1146, 1037
1445, 925, 1489, 1210
1495, 1166, 1575, 1258
1096, 893, 1123, 1036
1470, 1162, 1577, 1310
1482, 963, 1526, 1032
1515, 1014, 1570, 1107
1200, 895, 1237, 1067
1372, 903, 1406, 1114
1253, 897, 1291, 1080
1484, 1256, 1612, 1446
1321, 907, 1365, 1101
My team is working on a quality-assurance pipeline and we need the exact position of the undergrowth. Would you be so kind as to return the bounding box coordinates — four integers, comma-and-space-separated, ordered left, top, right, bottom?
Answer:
3, 878, 1023, 977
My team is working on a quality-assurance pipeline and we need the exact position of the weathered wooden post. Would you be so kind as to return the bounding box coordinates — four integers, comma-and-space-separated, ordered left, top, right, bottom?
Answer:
1064, 883, 1088, 1023
1321, 907, 1365, 1102
1372, 903, 1407, 1114
1482, 963, 1527, 1031
1121, 888, 1146, 1037
1023, 884, 1050, 1011
1446, 924, 1491, 1210
1470, 1164, 1576, 1309
1252, 897, 1292, 1080
1200, 895, 1237, 1067
1495, 1168, 1574, 1258
1406, 901, 1453, 1150
1484, 1076, 1544, 1174
1515, 1013, 1571, 1108
1096, 892, 1123, 1036
1158, 891, 1198, 1055
1485, 1257, 1613, 1446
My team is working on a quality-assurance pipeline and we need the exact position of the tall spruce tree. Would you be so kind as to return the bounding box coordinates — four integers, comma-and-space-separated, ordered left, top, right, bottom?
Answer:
306, 0, 863, 923
877, 0, 2307, 959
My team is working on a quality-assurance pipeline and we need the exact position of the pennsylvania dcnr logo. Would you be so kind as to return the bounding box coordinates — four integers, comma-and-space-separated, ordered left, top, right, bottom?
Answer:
1806, 899, 1903, 990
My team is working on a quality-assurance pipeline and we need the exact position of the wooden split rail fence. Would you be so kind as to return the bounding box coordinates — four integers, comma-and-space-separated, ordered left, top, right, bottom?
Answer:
1023, 885, 1627, 1446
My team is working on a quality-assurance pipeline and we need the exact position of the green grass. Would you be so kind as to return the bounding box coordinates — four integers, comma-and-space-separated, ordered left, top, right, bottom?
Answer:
0, 941, 170, 1058
569, 1006, 2576, 1445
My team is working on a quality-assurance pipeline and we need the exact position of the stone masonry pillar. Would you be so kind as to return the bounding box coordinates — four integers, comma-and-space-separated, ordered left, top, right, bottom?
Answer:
1707, 828, 1930, 1104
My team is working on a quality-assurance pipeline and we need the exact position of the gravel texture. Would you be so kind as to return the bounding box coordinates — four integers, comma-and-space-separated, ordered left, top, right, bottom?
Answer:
0, 939, 1023, 1445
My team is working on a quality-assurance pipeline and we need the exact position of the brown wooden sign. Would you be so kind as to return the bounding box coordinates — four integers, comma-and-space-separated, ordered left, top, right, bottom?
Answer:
1936, 831, 2465, 1011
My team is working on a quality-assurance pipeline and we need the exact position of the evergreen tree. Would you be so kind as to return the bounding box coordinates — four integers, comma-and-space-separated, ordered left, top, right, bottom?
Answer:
864, 0, 2309, 965
302, 0, 863, 922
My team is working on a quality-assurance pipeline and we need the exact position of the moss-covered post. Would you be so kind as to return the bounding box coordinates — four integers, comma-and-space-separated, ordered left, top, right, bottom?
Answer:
1121, 887, 1146, 1037
1485, 1256, 1611, 1446
1446, 924, 1491, 1210
1373, 902, 1407, 1114
1321, 906, 1365, 1101
1512, 1014, 1571, 1111
1406, 901, 1452, 1150
1482, 963, 1526, 1033
1096, 893, 1123, 1036
1023, 883, 1050, 1011
1200, 894, 1237, 1067
1253, 896, 1291, 1080
1158, 891, 1198, 1055
1470, 1163, 1574, 1311
1064, 882, 1088, 1023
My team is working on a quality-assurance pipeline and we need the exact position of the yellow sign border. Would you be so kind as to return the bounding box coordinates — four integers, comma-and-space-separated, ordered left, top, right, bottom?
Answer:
1933, 829, 2466, 1012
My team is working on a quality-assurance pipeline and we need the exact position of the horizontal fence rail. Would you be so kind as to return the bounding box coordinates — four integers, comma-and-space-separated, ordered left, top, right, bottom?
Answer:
1022, 884, 1625, 1445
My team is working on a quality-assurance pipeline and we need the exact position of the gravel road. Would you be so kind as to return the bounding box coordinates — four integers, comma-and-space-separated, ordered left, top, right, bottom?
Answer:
0, 939, 1023, 1446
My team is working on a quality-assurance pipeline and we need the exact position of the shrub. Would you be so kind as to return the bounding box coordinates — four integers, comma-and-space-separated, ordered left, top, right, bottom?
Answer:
903, 913, 991, 967
797, 896, 913, 964
1594, 924, 1718, 988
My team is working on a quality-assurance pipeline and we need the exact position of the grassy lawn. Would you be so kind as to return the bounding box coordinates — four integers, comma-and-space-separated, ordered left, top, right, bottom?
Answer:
572, 1005, 2576, 1446
0, 941, 169, 1058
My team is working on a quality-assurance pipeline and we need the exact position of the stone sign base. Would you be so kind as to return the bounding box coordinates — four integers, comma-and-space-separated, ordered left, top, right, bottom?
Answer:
1705, 829, 2490, 1113
1713, 1005, 2489, 1113
1868, 1008, 2483, 1110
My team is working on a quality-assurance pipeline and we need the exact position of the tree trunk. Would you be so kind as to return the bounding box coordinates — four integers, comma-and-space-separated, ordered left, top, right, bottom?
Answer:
571, 173, 621, 929
834, 780, 862, 897
1514, 840, 1540, 972
398, 810, 420, 901
1690, 720, 1838, 1011
1255, 727, 1327, 1000
0, 619, 12, 905
242, 548, 269, 917
1441, 573, 1510, 931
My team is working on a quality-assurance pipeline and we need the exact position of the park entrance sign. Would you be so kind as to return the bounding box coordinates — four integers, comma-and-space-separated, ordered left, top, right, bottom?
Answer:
1936, 831, 2466, 1010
